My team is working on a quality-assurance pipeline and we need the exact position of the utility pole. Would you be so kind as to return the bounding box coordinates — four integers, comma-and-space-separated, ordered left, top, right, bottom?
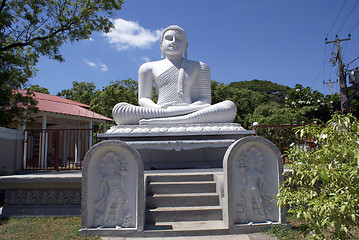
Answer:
325, 35, 351, 112
323, 79, 338, 96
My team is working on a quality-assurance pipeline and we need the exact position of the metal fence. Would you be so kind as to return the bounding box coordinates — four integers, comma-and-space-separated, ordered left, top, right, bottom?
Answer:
23, 129, 100, 170
254, 124, 315, 164
22, 125, 315, 169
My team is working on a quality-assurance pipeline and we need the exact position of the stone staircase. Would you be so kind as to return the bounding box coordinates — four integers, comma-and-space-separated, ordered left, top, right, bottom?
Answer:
145, 171, 228, 233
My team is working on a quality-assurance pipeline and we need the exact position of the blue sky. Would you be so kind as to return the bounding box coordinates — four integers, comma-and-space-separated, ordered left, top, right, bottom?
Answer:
30, 0, 359, 96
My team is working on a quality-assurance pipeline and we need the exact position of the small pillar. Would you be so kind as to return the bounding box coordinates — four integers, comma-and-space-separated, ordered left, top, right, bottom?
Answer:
41, 115, 47, 168
223, 136, 284, 232
80, 140, 144, 236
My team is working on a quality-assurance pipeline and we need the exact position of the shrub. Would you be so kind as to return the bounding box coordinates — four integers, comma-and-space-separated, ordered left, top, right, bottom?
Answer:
277, 113, 359, 239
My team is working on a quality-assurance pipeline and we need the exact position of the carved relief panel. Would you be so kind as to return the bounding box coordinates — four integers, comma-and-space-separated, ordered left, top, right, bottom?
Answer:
81, 140, 144, 231
224, 136, 284, 227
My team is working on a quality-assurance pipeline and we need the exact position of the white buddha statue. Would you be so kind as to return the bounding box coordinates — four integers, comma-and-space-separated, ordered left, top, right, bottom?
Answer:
112, 25, 237, 125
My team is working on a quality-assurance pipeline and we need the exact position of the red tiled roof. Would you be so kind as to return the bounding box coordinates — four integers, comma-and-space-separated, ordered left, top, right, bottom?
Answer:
17, 89, 113, 121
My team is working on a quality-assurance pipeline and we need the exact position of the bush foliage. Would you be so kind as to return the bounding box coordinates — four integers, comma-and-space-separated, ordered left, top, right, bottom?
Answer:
277, 113, 359, 239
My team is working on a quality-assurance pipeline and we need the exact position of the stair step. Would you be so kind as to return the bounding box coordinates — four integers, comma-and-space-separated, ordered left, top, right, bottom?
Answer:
147, 174, 214, 182
146, 193, 220, 208
146, 206, 222, 223
146, 220, 228, 231
148, 181, 216, 194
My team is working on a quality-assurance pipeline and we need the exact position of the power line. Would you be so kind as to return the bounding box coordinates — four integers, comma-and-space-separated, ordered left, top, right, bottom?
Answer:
315, 44, 331, 88
348, 56, 359, 67
322, 43, 327, 84
312, 63, 324, 89
349, 19, 359, 33
337, 0, 359, 34
327, 0, 347, 38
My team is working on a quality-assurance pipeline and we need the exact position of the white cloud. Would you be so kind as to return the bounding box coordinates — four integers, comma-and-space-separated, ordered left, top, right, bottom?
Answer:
130, 56, 151, 65
84, 58, 97, 67
99, 62, 108, 72
141, 56, 150, 62
83, 58, 108, 72
104, 19, 162, 51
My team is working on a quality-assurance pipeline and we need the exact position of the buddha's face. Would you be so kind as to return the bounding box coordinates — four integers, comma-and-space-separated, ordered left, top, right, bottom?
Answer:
161, 30, 187, 57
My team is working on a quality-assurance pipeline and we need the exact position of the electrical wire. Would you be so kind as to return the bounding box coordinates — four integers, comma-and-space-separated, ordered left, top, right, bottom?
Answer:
349, 19, 359, 33
322, 43, 327, 83
337, 0, 359, 34
312, 44, 333, 93
327, 0, 347, 38
348, 56, 359, 67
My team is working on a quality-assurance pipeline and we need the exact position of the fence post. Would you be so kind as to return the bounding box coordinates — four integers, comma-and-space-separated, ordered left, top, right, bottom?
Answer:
23, 130, 28, 169
54, 130, 60, 170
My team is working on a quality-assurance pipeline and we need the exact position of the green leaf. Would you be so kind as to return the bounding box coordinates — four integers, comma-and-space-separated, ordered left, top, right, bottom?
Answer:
320, 172, 329, 184
321, 217, 328, 227
355, 151, 359, 166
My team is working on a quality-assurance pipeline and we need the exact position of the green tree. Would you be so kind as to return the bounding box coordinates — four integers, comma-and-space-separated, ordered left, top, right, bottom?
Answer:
91, 78, 138, 118
26, 84, 50, 94
57, 81, 96, 106
228, 79, 290, 103
213, 80, 342, 128
212, 81, 270, 128
0, 0, 123, 127
246, 102, 307, 126
284, 84, 335, 124
230, 88, 267, 127
211, 80, 231, 104
277, 113, 359, 239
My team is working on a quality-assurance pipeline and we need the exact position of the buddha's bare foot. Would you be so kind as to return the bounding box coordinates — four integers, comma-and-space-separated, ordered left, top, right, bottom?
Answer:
139, 118, 170, 125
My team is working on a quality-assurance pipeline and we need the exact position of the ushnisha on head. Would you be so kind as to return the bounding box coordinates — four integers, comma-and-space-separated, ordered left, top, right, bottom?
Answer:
160, 25, 188, 58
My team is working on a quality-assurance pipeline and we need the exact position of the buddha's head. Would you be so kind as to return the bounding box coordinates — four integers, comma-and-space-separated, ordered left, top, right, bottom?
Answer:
160, 25, 188, 58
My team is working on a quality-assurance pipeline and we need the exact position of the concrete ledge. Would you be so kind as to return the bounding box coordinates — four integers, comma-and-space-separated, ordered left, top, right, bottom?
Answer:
101, 123, 253, 139
0, 171, 81, 189
2, 205, 80, 217
0, 171, 82, 218
126, 139, 235, 151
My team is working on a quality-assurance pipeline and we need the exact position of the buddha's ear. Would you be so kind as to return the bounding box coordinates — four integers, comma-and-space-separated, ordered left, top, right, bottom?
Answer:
160, 42, 164, 58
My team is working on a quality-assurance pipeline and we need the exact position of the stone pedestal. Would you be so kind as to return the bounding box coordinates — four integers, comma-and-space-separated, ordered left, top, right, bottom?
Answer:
99, 123, 254, 169
80, 140, 144, 235
78, 125, 285, 237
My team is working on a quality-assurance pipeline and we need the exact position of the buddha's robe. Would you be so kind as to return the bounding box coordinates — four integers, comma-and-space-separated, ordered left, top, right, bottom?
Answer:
112, 59, 236, 125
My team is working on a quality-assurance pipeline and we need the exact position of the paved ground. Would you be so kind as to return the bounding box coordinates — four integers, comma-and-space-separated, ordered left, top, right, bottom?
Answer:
102, 233, 278, 240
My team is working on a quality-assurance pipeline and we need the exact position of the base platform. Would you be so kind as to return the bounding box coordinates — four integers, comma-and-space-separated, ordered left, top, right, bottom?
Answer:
99, 123, 254, 169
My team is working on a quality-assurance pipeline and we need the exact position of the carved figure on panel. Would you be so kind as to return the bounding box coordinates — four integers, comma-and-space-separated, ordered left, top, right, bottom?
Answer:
94, 152, 131, 228
112, 25, 237, 125
236, 147, 272, 224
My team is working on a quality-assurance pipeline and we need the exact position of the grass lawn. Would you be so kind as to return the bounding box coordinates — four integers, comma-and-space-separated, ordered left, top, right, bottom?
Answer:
268, 215, 359, 240
0, 216, 100, 240
0, 215, 304, 240
1, 215, 358, 240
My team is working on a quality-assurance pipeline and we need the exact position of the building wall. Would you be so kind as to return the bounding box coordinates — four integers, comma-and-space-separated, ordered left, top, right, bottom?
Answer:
0, 128, 23, 174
